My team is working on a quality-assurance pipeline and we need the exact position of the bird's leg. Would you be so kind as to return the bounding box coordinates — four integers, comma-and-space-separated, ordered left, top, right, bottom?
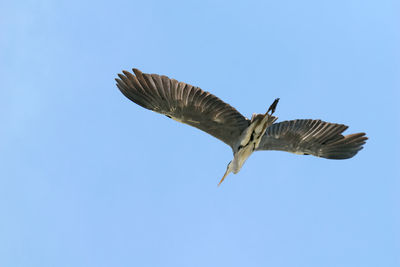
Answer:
258, 98, 280, 129
266, 98, 280, 115
252, 98, 279, 149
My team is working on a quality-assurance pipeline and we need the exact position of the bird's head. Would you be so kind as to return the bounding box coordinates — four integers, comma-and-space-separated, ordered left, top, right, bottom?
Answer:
218, 161, 234, 186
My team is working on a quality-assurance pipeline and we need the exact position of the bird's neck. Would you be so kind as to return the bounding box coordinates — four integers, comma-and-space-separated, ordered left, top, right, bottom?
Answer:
231, 145, 254, 173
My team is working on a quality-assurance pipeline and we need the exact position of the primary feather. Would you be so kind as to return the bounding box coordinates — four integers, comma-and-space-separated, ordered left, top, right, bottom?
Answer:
116, 68, 249, 148
257, 119, 367, 159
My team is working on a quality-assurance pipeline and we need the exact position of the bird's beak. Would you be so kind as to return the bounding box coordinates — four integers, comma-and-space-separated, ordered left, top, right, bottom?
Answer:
218, 168, 230, 186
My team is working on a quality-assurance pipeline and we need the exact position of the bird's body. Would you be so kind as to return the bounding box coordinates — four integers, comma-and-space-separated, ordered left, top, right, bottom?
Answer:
116, 68, 367, 185
219, 111, 278, 184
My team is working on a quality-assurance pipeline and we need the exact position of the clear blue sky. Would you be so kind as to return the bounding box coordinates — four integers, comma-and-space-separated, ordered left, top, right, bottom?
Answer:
1, 0, 399, 266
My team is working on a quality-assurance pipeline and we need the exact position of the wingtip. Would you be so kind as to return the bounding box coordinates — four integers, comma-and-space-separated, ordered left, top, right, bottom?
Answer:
320, 131, 368, 159
122, 70, 131, 76
115, 78, 128, 91
132, 68, 143, 76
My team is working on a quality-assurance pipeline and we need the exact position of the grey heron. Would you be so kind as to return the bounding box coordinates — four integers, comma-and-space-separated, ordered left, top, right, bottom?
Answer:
116, 68, 367, 185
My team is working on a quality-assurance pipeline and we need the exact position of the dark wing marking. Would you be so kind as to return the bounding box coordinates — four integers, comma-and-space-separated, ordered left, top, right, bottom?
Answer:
116, 68, 249, 148
256, 119, 367, 159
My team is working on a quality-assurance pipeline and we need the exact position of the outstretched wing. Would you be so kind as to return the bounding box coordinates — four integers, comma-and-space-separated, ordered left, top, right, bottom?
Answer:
257, 119, 367, 159
116, 68, 249, 148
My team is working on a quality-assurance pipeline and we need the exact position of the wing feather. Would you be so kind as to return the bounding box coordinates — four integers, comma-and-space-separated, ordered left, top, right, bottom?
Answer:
257, 119, 367, 159
116, 68, 249, 148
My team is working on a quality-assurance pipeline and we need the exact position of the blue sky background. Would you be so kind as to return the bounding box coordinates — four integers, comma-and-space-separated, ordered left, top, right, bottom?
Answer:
1, 0, 399, 266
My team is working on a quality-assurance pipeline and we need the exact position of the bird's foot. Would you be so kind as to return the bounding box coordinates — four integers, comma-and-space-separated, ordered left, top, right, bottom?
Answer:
266, 98, 280, 115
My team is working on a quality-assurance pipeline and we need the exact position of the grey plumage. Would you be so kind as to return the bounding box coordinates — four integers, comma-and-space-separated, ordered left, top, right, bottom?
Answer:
116, 68, 367, 184
116, 68, 249, 148
257, 119, 367, 159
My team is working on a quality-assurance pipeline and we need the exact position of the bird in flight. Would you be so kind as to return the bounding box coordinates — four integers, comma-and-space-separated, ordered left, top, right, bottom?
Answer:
116, 68, 367, 185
